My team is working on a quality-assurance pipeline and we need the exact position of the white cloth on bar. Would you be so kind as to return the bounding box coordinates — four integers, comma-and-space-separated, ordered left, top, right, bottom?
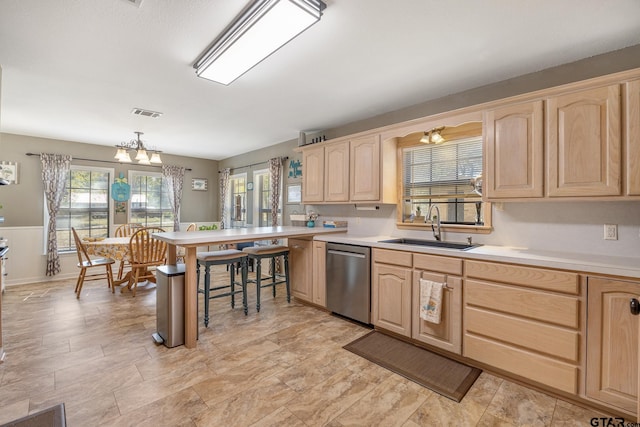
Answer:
419, 278, 444, 324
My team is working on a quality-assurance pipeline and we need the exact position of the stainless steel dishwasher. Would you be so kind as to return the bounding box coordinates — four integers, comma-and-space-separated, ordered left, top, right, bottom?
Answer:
326, 243, 371, 324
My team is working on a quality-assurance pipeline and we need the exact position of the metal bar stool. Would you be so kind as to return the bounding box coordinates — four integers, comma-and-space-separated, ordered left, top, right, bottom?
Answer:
197, 249, 248, 327
242, 245, 291, 312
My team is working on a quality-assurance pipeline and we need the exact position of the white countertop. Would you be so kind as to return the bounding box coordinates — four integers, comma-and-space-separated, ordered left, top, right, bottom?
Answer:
313, 233, 640, 279
152, 226, 346, 246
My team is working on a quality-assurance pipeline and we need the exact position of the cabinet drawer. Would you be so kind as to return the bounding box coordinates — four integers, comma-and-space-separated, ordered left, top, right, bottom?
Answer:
466, 260, 579, 295
465, 280, 579, 328
464, 334, 578, 394
465, 306, 579, 361
413, 253, 462, 275
372, 248, 412, 267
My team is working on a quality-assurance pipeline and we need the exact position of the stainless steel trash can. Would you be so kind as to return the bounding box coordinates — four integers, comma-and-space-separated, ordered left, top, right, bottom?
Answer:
155, 264, 184, 347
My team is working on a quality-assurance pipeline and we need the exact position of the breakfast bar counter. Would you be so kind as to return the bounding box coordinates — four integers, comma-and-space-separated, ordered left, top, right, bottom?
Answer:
152, 226, 345, 348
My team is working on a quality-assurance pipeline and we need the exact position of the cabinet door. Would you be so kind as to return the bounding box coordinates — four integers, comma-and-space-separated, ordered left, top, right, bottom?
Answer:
324, 141, 350, 202
312, 241, 326, 307
372, 263, 412, 337
484, 100, 544, 198
625, 79, 640, 195
412, 270, 462, 354
547, 85, 621, 196
350, 134, 380, 201
302, 146, 324, 202
586, 276, 640, 413
289, 238, 313, 302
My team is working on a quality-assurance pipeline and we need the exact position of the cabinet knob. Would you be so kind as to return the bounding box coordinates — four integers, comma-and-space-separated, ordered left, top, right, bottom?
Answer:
630, 298, 640, 315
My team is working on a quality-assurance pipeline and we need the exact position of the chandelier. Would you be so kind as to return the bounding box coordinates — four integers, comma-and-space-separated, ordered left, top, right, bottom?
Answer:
114, 131, 162, 164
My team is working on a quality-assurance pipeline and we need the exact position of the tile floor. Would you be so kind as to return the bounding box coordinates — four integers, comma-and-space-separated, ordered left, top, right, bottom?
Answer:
0, 267, 614, 426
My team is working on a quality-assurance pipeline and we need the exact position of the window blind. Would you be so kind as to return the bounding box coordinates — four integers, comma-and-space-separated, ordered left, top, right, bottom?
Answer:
402, 136, 482, 201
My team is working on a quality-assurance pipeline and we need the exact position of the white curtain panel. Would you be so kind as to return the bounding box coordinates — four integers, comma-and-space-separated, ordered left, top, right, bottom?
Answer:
40, 153, 72, 276
162, 165, 186, 232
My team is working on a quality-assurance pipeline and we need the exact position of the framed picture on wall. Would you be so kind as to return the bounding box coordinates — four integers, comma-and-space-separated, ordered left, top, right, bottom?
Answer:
287, 184, 302, 204
0, 161, 19, 184
192, 178, 208, 191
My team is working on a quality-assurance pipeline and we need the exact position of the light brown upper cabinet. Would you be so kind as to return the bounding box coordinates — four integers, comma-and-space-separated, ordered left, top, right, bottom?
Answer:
547, 84, 622, 197
625, 79, 640, 196
484, 100, 544, 199
324, 141, 350, 202
301, 133, 396, 204
302, 145, 324, 203
350, 134, 381, 201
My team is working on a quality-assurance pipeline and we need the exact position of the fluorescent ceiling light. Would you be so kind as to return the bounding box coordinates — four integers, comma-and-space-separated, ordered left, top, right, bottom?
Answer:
195, 0, 325, 85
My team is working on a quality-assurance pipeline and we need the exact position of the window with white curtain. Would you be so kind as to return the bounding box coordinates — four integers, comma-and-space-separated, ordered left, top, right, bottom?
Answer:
54, 165, 112, 252
128, 171, 174, 229
226, 173, 247, 228
402, 136, 484, 225
253, 169, 282, 227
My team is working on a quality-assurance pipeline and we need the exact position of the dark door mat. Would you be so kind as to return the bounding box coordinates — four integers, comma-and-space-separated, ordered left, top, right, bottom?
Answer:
344, 331, 481, 402
0, 403, 66, 427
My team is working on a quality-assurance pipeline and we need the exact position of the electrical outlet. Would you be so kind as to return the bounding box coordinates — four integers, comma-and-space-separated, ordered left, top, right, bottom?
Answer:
604, 224, 618, 240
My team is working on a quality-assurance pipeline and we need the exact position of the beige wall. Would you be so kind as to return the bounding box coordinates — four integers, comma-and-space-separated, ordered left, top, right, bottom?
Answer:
218, 139, 303, 225
0, 133, 219, 227
325, 44, 640, 139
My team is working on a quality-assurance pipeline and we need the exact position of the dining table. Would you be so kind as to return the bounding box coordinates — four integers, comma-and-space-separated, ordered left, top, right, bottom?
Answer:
83, 236, 153, 289
152, 226, 346, 348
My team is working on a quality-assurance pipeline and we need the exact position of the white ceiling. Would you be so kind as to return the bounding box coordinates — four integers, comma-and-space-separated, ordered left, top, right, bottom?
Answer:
1, 0, 639, 161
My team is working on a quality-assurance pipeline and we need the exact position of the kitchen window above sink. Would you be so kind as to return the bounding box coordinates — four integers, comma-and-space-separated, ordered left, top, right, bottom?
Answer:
394, 119, 491, 234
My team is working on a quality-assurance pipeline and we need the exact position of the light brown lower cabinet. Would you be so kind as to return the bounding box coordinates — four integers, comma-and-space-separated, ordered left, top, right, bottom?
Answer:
372, 249, 412, 337
411, 253, 463, 354
288, 238, 313, 302
311, 241, 326, 307
463, 260, 581, 395
586, 276, 640, 414
370, 248, 640, 417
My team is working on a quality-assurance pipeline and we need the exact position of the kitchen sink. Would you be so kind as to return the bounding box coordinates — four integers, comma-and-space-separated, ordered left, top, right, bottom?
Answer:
378, 238, 481, 251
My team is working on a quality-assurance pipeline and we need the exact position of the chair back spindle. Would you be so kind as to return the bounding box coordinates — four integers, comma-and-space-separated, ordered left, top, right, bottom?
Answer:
127, 227, 167, 296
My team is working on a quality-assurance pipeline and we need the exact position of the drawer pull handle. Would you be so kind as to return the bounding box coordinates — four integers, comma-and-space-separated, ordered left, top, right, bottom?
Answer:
630, 298, 640, 315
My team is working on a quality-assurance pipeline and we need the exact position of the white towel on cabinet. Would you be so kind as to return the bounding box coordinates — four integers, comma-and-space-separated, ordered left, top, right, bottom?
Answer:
419, 278, 444, 324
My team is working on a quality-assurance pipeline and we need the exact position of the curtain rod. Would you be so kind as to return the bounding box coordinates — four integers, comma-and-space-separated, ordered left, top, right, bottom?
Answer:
218, 156, 288, 173
25, 153, 193, 171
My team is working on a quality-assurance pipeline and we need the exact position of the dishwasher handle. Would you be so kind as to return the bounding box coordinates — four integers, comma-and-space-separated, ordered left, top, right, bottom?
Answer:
327, 249, 366, 259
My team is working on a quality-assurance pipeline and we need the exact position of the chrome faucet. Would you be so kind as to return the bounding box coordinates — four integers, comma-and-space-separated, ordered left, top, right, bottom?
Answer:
426, 204, 442, 241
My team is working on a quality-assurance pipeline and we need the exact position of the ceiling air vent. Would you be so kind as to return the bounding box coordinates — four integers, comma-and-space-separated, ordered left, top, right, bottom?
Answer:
131, 108, 162, 118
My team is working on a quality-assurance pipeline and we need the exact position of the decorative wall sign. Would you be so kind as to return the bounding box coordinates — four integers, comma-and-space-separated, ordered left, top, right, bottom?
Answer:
192, 178, 208, 191
0, 161, 19, 184
288, 159, 302, 179
247, 182, 254, 191
111, 173, 130, 201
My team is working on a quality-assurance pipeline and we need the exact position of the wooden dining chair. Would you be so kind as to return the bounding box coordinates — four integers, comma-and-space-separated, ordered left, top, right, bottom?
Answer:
128, 227, 167, 297
177, 223, 197, 263
114, 223, 143, 280
72, 228, 116, 298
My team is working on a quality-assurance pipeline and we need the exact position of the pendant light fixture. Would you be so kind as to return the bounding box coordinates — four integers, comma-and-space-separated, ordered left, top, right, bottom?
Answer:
114, 132, 162, 164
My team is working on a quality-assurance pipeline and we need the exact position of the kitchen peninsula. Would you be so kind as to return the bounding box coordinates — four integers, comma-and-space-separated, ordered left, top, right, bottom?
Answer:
152, 226, 345, 348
